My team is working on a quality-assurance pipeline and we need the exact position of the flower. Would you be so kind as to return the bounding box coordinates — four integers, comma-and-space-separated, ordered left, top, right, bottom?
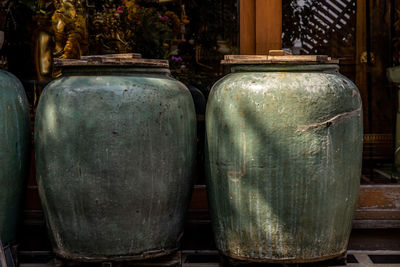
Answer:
90, 0, 185, 58
171, 56, 182, 62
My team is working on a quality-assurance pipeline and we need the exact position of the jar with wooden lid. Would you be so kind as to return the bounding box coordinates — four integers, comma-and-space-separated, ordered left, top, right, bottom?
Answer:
206, 53, 363, 263
35, 54, 196, 261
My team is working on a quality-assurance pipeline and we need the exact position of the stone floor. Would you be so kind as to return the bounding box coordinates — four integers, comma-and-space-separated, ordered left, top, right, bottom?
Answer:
16, 250, 400, 267
14, 228, 400, 266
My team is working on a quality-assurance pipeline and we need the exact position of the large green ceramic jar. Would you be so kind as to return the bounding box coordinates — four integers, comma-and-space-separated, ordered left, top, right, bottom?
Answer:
206, 55, 363, 263
0, 70, 30, 245
35, 56, 196, 261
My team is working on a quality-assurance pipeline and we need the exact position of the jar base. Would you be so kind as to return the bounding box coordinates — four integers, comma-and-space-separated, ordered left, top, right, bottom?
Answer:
221, 249, 347, 264
53, 247, 178, 262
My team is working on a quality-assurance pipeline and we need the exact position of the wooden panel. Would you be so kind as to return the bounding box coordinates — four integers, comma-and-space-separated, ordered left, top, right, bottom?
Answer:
355, 185, 400, 228
353, 220, 400, 228
239, 0, 256, 54
24, 186, 42, 211
355, 210, 400, 220
189, 185, 208, 210
255, 0, 282, 54
356, 185, 400, 210
190, 184, 400, 228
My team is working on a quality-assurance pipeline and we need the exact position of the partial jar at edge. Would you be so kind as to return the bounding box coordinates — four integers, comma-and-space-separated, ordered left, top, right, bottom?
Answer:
0, 69, 30, 246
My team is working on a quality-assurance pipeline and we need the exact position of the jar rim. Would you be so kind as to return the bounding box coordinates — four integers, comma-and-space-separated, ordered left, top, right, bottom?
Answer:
230, 64, 340, 73
61, 66, 171, 76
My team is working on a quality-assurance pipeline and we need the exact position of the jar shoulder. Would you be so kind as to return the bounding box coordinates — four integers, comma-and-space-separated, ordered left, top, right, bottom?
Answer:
207, 71, 362, 117
210, 71, 360, 100
0, 70, 30, 113
42, 74, 189, 97
0, 70, 27, 95
214, 71, 356, 88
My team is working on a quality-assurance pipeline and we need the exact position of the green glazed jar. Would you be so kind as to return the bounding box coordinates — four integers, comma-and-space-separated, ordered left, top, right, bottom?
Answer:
0, 70, 30, 245
206, 55, 363, 263
35, 55, 196, 261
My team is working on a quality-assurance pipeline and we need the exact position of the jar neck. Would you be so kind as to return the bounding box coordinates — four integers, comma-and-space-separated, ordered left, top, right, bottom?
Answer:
61, 66, 171, 76
230, 64, 340, 73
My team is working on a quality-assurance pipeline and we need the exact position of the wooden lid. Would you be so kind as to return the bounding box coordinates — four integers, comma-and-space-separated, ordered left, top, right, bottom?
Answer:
80, 53, 142, 60
221, 51, 339, 65
54, 54, 169, 68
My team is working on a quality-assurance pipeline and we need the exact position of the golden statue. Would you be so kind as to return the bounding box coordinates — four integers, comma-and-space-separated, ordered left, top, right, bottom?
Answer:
52, 0, 88, 59
35, 0, 89, 83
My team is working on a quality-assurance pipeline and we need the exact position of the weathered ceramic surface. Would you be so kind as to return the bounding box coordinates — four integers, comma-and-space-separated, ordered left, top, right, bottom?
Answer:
35, 66, 196, 261
386, 66, 400, 166
206, 64, 363, 263
0, 70, 30, 245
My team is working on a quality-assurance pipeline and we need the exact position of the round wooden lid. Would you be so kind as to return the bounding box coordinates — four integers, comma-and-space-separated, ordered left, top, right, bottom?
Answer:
221, 51, 339, 65
54, 53, 169, 68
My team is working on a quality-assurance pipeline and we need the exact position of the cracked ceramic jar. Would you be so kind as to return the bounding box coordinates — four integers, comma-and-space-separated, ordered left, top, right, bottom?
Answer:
206, 55, 363, 264
0, 70, 30, 246
35, 55, 196, 261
